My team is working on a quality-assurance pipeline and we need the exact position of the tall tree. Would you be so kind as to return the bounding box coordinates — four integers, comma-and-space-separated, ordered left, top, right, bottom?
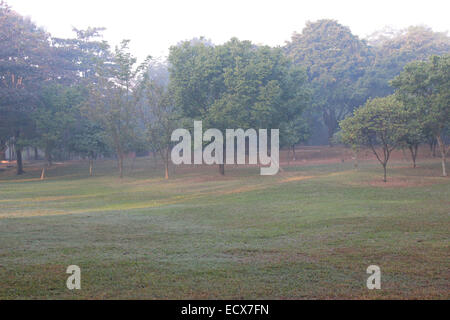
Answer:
361, 26, 450, 99
34, 84, 86, 178
285, 20, 372, 145
392, 55, 450, 177
169, 38, 310, 174
55, 27, 112, 176
137, 61, 180, 179
85, 40, 149, 178
0, 2, 53, 174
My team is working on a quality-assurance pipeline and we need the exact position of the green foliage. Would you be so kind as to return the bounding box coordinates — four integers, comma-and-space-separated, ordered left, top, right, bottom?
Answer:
33, 85, 82, 163
0, 4, 448, 180
136, 61, 181, 178
363, 26, 450, 98
69, 120, 109, 160
341, 96, 408, 147
391, 54, 450, 176
285, 20, 373, 143
84, 40, 150, 177
0, 3, 55, 172
280, 117, 310, 148
169, 38, 310, 131
391, 55, 449, 135
340, 95, 408, 181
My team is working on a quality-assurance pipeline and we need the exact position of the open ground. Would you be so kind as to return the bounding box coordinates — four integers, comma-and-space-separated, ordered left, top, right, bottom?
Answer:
0, 147, 449, 299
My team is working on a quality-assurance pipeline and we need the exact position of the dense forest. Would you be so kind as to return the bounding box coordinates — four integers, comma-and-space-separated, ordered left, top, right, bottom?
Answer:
0, 2, 449, 179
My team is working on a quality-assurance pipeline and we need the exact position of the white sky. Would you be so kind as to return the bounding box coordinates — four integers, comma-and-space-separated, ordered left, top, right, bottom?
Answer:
7, 0, 450, 62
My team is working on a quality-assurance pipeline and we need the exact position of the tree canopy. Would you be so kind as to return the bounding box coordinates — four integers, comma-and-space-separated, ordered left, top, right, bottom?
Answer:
340, 95, 408, 182
285, 19, 372, 144
0, 3, 448, 180
391, 55, 450, 176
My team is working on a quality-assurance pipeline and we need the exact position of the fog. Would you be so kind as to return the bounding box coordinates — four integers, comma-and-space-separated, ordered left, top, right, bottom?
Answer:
7, 0, 450, 62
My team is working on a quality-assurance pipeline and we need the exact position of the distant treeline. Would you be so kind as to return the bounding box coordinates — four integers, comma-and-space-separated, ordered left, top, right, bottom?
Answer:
0, 2, 448, 178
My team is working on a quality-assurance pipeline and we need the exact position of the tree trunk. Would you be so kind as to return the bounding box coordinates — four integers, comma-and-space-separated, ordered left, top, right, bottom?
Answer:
409, 145, 418, 169
164, 148, 169, 180
0, 141, 6, 161
40, 166, 46, 180
89, 159, 94, 177
45, 150, 52, 167
9, 142, 14, 160
16, 147, 24, 175
34, 147, 39, 161
324, 110, 338, 147
112, 129, 124, 179
353, 150, 359, 169
292, 145, 296, 161
429, 139, 437, 157
118, 153, 124, 179
327, 129, 335, 147
370, 144, 390, 183
436, 135, 447, 177
165, 161, 169, 180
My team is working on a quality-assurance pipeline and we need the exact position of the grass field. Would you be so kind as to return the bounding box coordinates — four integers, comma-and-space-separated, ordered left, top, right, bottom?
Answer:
0, 148, 449, 299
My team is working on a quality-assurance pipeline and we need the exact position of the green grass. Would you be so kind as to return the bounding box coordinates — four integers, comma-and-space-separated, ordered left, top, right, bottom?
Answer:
0, 156, 449, 299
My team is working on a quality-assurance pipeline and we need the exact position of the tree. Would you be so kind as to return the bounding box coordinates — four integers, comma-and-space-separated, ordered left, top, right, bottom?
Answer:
285, 20, 372, 145
169, 38, 310, 174
0, 136, 6, 160
340, 95, 408, 182
69, 119, 109, 177
392, 55, 450, 176
0, 2, 54, 174
53, 27, 110, 82
53, 27, 112, 176
33, 85, 77, 178
280, 117, 309, 162
396, 102, 425, 169
360, 26, 450, 100
85, 40, 150, 178
137, 61, 180, 179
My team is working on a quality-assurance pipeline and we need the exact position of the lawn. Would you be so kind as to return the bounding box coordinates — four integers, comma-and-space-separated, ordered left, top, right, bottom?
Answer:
0, 149, 449, 299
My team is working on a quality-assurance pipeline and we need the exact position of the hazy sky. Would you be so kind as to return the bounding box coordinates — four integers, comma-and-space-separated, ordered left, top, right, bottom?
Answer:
7, 0, 450, 61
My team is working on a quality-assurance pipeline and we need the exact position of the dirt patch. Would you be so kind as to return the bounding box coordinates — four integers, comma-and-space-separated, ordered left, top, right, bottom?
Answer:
360, 177, 445, 188
281, 145, 441, 166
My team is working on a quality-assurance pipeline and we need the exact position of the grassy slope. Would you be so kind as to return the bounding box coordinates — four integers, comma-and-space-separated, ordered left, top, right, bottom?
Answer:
0, 157, 449, 299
